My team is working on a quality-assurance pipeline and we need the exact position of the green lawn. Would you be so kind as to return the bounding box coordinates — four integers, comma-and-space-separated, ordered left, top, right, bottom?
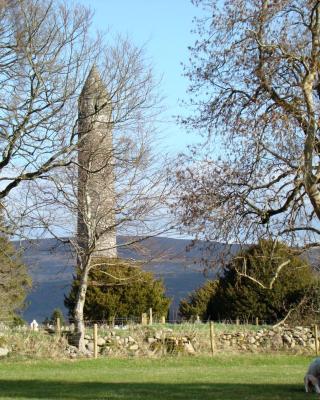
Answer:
0, 354, 315, 399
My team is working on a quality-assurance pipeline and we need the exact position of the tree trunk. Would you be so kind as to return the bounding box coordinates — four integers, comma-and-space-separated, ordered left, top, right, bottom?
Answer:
72, 266, 89, 351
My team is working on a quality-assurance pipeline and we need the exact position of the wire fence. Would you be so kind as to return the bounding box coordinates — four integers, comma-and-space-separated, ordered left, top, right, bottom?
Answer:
0, 313, 315, 334
1, 299, 319, 337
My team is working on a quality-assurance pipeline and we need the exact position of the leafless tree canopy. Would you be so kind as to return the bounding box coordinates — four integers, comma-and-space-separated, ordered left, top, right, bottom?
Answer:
0, 0, 166, 238
0, 0, 101, 231
7, 2, 170, 350
175, 0, 320, 248
24, 35, 167, 243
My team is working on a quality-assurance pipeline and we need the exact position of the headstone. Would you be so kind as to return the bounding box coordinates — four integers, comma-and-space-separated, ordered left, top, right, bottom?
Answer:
30, 319, 39, 331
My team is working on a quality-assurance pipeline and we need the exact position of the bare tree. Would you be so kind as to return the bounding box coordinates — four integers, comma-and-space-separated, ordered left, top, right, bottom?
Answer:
0, 0, 102, 233
0, 0, 171, 349
175, 1, 320, 251
26, 38, 171, 351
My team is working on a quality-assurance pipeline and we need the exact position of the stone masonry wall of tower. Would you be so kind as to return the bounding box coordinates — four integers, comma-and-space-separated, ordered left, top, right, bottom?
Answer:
77, 66, 117, 259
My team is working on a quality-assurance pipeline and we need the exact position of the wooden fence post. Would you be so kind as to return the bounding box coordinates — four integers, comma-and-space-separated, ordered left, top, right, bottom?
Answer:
162, 331, 166, 356
161, 316, 166, 324
149, 308, 153, 325
210, 321, 215, 356
255, 317, 259, 326
93, 323, 98, 359
314, 324, 319, 356
236, 318, 240, 326
141, 313, 147, 326
56, 317, 61, 337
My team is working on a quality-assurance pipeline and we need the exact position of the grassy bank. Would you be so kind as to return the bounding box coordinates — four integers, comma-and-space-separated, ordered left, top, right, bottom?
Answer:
0, 354, 313, 399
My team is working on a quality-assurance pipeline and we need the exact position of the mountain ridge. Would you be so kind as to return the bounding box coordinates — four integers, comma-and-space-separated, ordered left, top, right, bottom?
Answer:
14, 236, 239, 322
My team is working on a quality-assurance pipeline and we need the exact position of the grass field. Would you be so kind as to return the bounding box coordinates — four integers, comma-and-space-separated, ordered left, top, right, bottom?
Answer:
0, 354, 315, 400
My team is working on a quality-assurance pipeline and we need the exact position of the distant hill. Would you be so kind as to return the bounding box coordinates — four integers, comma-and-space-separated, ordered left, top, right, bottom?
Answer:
15, 236, 239, 322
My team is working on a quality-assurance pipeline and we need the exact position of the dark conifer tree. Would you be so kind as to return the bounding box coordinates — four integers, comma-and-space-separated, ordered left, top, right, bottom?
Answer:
65, 258, 171, 322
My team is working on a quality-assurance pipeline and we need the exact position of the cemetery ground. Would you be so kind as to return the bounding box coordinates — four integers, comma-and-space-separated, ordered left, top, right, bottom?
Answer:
0, 354, 314, 400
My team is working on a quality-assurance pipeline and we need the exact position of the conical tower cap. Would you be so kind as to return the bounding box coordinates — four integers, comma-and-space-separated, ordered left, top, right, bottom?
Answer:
80, 65, 109, 99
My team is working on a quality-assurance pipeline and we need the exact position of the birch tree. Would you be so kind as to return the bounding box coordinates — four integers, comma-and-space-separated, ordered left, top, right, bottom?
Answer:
0, 0, 170, 349
27, 39, 170, 351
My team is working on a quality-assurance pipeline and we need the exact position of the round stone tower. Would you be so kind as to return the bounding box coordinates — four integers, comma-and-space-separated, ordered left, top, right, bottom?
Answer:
77, 65, 117, 259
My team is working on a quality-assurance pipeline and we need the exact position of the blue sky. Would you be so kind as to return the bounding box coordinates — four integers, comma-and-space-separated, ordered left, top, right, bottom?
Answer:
78, 0, 204, 154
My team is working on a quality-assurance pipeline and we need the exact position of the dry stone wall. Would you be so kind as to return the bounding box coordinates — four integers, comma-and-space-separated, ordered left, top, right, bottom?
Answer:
0, 324, 318, 359
75, 324, 317, 358
216, 325, 315, 352
77, 328, 196, 358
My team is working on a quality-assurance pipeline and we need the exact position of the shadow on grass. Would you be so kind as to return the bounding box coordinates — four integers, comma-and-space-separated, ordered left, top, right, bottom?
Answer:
0, 380, 305, 400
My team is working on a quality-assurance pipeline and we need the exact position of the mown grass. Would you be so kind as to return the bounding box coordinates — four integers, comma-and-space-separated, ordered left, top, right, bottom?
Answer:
0, 354, 314, 399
